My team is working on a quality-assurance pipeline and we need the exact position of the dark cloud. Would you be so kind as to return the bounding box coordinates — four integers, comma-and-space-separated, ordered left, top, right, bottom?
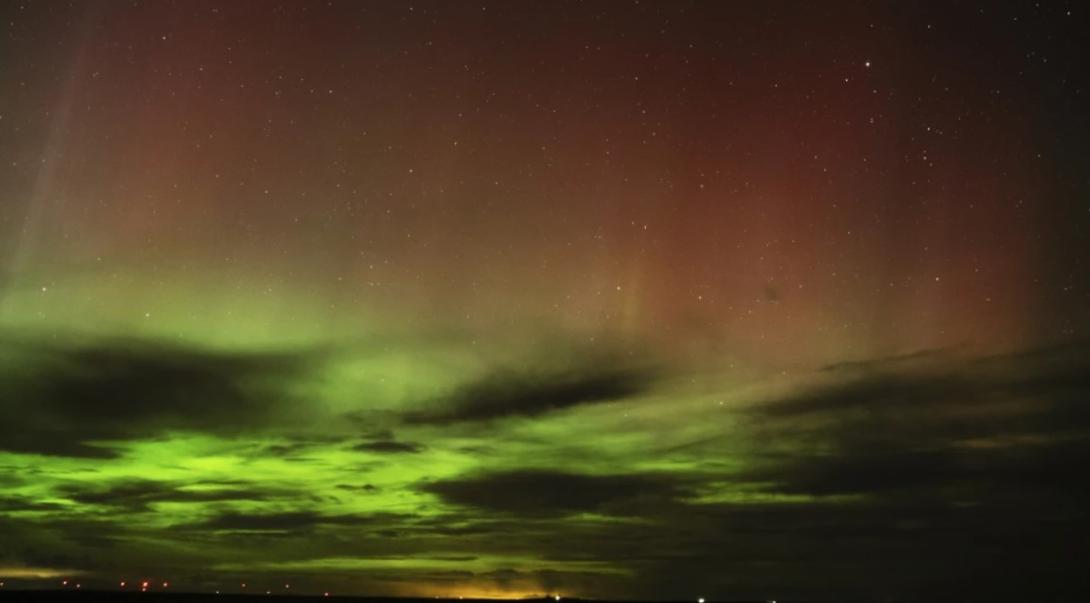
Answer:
421, 470, 688, 517
188, 510, 404, 534
406, 363, 656, 425
745, 342, 1090, 501
194, 511, 343, 532
819, 346, 957, 374
354, 439, 424, 454
0, 334, 317, 457
760, 449, 960, 495
59, 480, 286, 512
0, 497, 66, 513
257, 435, 349, 459
761, 371, 975, 418
336, 483, 379, 493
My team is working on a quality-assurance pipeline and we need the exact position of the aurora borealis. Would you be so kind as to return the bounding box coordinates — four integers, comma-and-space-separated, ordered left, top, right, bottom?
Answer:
2, 1, 1090, 600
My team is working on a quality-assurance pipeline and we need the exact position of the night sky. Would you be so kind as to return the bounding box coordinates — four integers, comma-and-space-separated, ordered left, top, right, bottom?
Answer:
2, 1, 1090, 600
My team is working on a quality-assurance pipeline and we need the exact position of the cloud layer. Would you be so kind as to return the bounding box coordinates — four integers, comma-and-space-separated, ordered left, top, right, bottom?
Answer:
2, 334, 1090, 600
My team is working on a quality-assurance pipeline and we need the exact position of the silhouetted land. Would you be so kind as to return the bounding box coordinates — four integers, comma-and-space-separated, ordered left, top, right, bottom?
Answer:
0, 593, 811, 603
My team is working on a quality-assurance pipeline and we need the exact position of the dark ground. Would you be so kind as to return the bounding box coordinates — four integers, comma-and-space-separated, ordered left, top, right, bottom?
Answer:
0, 593, 817, 603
